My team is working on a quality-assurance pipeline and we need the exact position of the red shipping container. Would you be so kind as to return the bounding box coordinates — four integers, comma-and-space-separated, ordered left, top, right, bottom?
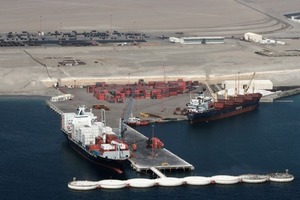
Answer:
156, 94, 162, 99
120, 93, 126, 98
214, 102, 225, 109
97, 95, 104, 100
149, 81, 155, 86
106, 134, 117, 143
87, 85, 95, 93
169, 91, 177, 96
89, 144, 100, 150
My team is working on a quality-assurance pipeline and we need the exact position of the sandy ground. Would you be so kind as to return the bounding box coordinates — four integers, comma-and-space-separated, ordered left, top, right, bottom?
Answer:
0, 0, 300, 96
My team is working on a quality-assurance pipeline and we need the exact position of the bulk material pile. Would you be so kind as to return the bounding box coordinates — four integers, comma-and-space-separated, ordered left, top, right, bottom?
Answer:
68, 171, 294, 191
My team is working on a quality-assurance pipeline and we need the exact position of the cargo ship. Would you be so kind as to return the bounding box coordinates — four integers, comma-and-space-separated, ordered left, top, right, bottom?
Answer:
61, 106, 130, 174
186, 92, 262, 124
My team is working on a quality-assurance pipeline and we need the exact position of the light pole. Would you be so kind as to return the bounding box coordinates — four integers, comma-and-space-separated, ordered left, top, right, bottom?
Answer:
110, 14, 112, 34
162, 63, 166, 83
128, 73, 130, 85
74, 80, 76, 106
39, 16, 42, 33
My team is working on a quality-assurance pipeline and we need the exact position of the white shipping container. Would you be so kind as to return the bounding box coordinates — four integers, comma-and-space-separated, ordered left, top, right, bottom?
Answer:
111, 140, 127, 149
101, 144, 115, 151
82, 138, 95, 145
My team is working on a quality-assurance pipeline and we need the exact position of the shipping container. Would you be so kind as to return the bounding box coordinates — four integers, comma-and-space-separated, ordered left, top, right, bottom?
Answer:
169, 91, 177, 96
225, 100, 234, 106
87, 85, 96, 93
214, 102, 225, 109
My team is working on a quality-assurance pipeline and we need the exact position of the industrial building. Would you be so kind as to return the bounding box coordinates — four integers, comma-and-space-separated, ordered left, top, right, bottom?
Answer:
221, 80, 273, 91
244, 32, 263, 43
169, 36, 224, 44
284, 12, 300, 23
243, 32, 284, 45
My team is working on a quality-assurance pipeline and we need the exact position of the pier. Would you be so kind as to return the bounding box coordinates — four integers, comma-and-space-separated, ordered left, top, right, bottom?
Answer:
125, 126, 194, 172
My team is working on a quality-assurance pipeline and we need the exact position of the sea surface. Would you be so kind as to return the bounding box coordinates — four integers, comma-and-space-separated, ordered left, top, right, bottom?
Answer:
0, 95, 299, 200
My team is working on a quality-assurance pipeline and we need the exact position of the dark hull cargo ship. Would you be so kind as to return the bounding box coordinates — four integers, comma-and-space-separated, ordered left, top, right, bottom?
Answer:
186, 93, 262, 124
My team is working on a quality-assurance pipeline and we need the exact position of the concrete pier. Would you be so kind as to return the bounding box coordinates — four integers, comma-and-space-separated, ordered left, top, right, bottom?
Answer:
125, 125, 194, 172
260, 88, 300, 102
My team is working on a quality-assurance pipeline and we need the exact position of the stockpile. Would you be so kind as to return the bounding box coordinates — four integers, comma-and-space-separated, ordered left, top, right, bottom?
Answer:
86, 79, 200, 103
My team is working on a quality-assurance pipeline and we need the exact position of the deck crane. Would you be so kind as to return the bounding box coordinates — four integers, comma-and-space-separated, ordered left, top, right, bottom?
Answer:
124, 93, 134, 122
124, 83, 137, 123
244, 72, 256, 94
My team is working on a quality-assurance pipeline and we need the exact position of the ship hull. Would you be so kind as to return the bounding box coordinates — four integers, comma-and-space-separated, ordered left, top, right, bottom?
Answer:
188, 99, 260, 124
62, 129, 128, 174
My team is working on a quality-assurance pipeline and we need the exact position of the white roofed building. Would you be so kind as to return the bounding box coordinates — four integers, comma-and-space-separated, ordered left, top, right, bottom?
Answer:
244, 32, 263, 43
169, 36, 224, 44
221, 80, 273, 91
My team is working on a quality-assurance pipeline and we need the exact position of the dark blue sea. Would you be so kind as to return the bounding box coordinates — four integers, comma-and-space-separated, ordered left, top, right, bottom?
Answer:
0, 95, 299, 200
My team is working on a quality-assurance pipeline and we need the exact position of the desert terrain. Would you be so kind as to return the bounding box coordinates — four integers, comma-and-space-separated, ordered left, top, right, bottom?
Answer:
0, 0, 299, 96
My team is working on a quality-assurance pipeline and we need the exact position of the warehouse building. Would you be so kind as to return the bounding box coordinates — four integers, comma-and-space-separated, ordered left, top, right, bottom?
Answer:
221, 80, 273, 91
169, 36, 224, 44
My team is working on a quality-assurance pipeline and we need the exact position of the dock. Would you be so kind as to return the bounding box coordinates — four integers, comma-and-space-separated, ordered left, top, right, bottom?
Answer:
124, 126, 194, 172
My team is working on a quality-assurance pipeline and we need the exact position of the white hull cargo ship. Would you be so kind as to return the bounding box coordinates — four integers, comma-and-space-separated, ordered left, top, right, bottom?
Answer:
61, 106, 130, 174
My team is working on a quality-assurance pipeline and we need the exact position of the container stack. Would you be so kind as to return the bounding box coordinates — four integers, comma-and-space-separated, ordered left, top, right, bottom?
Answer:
85, 79, 201, 103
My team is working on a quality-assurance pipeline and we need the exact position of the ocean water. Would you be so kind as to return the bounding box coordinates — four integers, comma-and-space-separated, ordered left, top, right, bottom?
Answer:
0, 95, 299, 200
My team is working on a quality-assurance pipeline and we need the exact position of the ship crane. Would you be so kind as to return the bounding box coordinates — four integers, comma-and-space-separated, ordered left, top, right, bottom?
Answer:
123, 88, 135, 123
244, 72, 256, 94
120, 85, 136, 135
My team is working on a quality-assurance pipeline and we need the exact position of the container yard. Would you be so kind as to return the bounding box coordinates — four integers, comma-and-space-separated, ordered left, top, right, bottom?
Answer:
87, 79, 198, 103
54, 78, 207, 126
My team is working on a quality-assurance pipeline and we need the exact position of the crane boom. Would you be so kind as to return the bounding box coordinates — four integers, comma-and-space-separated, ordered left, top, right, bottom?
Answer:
123, 86, 136, 122
244, 72, 256, 93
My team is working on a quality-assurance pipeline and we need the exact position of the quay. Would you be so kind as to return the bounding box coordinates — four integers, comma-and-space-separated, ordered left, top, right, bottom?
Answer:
125, 125, 194, 172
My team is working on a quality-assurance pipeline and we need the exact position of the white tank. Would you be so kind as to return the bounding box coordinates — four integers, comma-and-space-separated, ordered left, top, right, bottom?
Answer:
183, 176, 212, 185
211, 175, 240, 185
156, 177, 183, 187
98, 179, 127, 189
126, 178, 156, 188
